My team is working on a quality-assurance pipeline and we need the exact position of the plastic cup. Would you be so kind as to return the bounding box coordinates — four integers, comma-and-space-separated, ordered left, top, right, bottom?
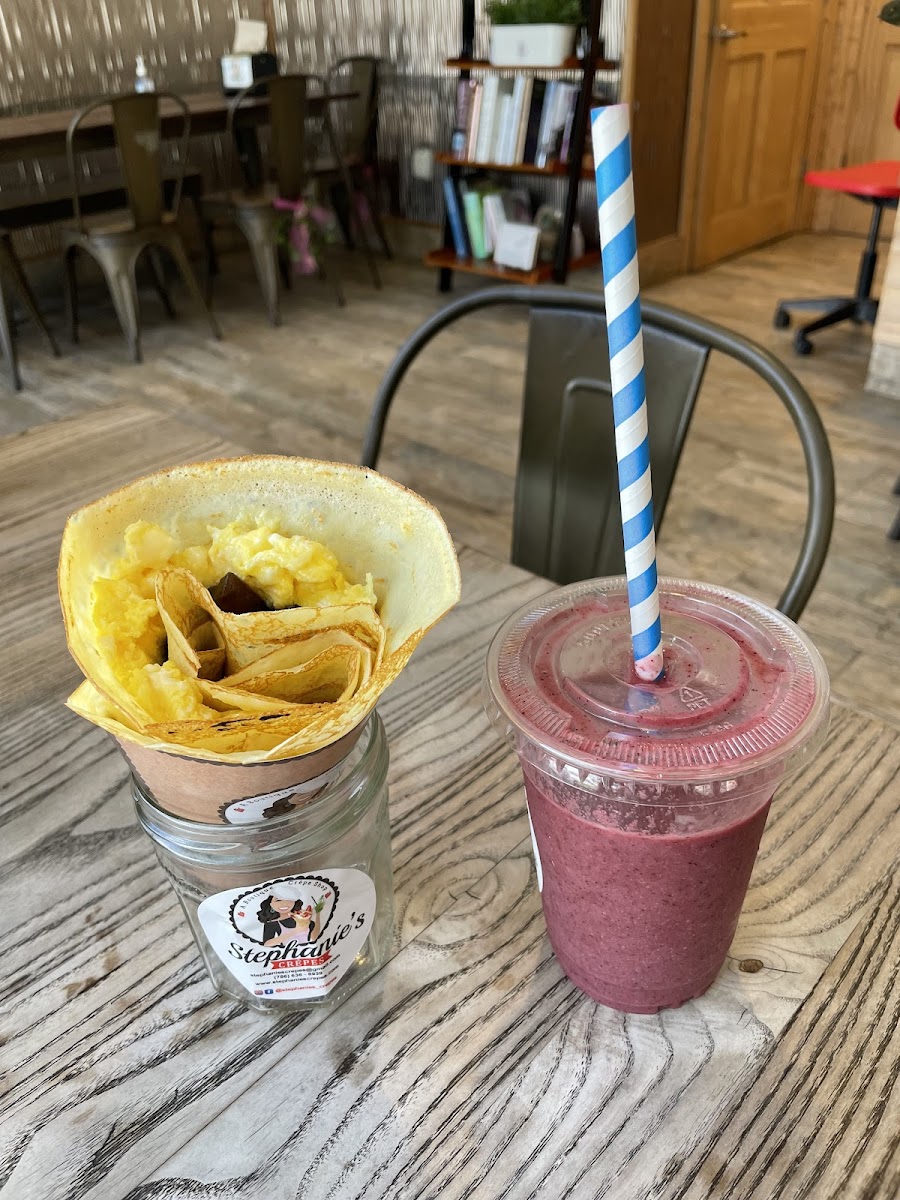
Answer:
484, 577, 830, 1014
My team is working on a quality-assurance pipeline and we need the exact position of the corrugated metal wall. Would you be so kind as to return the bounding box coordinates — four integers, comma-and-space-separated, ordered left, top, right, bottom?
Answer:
0, 0, 626, 254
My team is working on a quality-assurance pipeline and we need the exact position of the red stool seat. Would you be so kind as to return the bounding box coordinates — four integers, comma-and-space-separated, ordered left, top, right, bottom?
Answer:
805, 161, 900, 200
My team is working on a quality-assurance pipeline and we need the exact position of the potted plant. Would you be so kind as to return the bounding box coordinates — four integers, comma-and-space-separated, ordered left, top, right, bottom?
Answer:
486, 0, 583, 68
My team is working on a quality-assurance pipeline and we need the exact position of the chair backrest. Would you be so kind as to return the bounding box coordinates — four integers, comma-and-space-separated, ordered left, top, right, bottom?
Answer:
225, 73, 308, 202
327, 55, 379, 163
361, 286, 835, 622
66, 91, 191, 231
517, 308, 706, 582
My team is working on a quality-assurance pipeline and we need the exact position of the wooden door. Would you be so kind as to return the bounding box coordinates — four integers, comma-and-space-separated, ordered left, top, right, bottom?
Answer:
692, 0, 822, 268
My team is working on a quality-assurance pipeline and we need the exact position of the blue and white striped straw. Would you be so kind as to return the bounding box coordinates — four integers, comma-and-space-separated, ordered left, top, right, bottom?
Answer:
591, 104, 664, 682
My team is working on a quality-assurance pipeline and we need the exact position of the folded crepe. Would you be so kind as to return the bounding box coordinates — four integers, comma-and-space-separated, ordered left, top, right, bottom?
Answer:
59, 457, 461, 763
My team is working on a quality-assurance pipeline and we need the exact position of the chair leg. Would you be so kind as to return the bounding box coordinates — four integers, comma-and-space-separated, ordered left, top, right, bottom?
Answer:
855, 200, 885, 303
323, 115, 381, 289
277, 242, 293, 291
63, 245, 80, 344
359, 169, 392, 259
2, 240, 60, 357
794, 301, 857, 354
199, 218, 218, 306
193, 195, 219, 277
776, 296, 853, 318
97, 254, 142, 363
0, 277, 22, 391
235, 214, 281, 327
159, 232, 222, 341
329, 182, 355, 250
319, 244, 347, 308
147, 248, 176, 318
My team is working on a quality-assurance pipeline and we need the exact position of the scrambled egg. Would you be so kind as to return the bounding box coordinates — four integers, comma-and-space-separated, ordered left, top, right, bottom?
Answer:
92, 515, 376, 723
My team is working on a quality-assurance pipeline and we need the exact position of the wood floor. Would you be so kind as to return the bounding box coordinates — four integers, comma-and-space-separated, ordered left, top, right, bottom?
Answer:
2, 232, 898, 727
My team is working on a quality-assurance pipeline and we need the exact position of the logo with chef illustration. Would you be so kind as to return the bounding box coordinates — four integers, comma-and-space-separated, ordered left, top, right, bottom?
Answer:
219, 766, 342, 824
229, 875, 339, 947
198, 867, 376, 1000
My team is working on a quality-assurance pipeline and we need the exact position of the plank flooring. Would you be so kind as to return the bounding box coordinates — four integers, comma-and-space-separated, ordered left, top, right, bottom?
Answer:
2, 231, 898, 726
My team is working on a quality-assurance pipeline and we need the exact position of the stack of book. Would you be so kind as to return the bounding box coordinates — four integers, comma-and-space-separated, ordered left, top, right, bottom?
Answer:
441, 178, 537, 263
451, 77, 581, 169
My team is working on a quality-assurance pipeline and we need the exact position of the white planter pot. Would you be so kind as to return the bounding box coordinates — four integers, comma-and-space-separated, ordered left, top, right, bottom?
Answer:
489, 24, 577, 68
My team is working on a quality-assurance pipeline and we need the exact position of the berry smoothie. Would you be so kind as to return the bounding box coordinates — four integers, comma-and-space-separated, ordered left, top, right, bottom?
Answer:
486, 579, 829, 1013
523, 766, 773, 1012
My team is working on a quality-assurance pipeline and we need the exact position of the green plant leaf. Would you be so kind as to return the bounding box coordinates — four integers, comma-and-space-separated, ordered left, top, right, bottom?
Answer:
486, 0, 582, 26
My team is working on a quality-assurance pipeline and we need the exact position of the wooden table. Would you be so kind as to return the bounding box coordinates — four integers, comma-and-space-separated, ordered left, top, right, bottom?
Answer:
0, 87, 355, 164
1, 406, 897, 1200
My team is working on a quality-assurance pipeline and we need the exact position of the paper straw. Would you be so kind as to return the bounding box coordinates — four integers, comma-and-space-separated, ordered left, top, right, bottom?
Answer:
591, 104, 663, 682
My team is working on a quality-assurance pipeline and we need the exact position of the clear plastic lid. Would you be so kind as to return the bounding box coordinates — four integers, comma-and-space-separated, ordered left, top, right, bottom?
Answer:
485, 577, 830, 788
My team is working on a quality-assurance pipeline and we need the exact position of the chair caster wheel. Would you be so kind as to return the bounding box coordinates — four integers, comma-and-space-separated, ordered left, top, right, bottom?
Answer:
794, 333, 813, 356
774, 308, 790, 329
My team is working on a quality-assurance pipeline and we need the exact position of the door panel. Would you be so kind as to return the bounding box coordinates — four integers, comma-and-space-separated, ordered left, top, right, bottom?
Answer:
766, 51, 805, 190
712, 57, 762, 213
693, 0, 821, 267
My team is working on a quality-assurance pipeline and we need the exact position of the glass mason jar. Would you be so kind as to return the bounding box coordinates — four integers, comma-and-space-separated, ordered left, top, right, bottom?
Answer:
135, 714, 394, 1014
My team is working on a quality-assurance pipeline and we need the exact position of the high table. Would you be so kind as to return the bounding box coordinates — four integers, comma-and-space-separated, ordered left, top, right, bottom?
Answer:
1, 406, 897, 1200
0, 88, 355, 163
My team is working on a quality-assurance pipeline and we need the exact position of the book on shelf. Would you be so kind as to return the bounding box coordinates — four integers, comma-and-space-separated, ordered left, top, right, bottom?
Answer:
482, 192, 507, 251
466, 82, 483, 160
454, 78, 476, 134
559, 89, 581, 164
461, 187, 489, 259
451, 78, 479, 161
512, 76, 534, 164
533, 81, 560, 169
474, 75, 501, 162
442, 176, 470, 257
491, 79, 515, 162
496, 75, 531, 165
521, 80, 547, 165
535, 82, 579, 168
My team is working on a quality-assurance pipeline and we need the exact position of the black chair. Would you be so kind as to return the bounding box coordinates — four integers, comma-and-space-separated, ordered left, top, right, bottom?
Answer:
361, 286, 835, 621
202, 73, 365, 325
319, 55, 392, 260
62, 91, 220, 362
0, 231, 60, 390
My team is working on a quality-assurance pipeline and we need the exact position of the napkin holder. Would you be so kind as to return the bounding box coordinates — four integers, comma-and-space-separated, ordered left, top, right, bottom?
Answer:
220, 52, 278, 95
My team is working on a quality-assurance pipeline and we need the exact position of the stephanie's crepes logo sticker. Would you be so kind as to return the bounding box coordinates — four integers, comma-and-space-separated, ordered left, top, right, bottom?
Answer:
229, 875, 339, 947
198, 869, 376, 1000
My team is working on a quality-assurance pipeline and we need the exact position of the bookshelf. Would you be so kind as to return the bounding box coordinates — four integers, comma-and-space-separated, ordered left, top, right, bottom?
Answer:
446, 55, 617, 72
427, 0, 610, 292
434, 150, 595, 180
424, 247, 600, 285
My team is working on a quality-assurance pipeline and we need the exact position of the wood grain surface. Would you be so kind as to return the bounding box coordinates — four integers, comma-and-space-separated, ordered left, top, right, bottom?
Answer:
0, 408, 897, 1200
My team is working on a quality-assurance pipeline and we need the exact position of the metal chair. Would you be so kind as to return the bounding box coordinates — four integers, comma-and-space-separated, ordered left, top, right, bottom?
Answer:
201, 73, 353, 326
774, 96, 900, 356
62, 91, 220, 363
0, 231, 60, 391
361, 286, 835, 621
320, 55, 392, 260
